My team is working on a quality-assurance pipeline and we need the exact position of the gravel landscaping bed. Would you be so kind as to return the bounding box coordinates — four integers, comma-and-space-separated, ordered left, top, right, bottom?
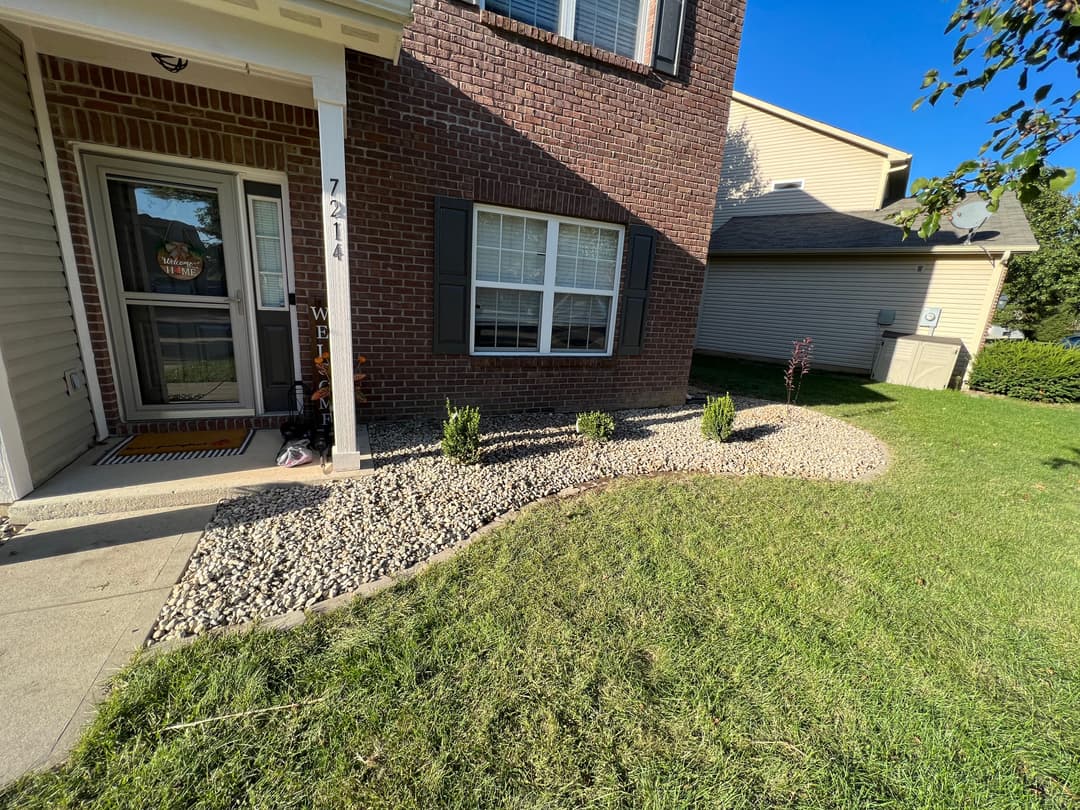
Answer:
152, 399, 888, 641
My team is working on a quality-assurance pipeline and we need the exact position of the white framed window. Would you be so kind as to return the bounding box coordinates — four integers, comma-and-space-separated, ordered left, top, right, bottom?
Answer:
485, 0, 560, 32
470, 205, 624, 356
247, 195, 289, 311
482, 0, 648, 61
771, 179, 805, 192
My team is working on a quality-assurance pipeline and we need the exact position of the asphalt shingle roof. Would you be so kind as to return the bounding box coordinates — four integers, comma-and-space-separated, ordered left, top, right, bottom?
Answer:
709, 192, 1038, 255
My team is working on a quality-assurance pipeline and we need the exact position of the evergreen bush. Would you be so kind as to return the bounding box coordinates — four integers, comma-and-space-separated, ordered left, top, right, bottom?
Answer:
969, 340, 1080, 402
576, 411, 616, 442
701, 394, 736, 441
441, 400, 482, 463
1033, 306, 1080, 344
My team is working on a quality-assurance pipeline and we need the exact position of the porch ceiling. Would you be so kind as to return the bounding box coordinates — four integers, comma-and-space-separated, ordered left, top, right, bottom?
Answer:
0, 0, 412, 76
176, 0, 413, 56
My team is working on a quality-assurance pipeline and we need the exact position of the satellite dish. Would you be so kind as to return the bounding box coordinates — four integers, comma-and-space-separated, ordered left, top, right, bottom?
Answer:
950, 200, 992, 243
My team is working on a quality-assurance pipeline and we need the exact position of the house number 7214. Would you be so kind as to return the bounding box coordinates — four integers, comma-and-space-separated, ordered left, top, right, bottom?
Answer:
328, 177, 344, 260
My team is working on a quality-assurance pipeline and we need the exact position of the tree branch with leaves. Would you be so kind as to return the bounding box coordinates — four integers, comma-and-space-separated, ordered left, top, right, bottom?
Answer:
895, 0, 1080, 238
996, 171, 1080, 332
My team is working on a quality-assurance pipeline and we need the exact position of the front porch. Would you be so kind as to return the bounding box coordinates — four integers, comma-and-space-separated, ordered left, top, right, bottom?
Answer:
0, 0, 412, 504
6, 426, 374, 524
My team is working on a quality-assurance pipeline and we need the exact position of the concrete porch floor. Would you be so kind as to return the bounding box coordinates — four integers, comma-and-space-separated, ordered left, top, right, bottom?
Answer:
8, 428, 373, 524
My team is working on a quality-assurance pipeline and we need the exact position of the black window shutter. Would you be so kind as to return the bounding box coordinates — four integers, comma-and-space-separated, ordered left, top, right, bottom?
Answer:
653, 0, 686, 77
618, 225, 657, 356
433, 196, 473, 354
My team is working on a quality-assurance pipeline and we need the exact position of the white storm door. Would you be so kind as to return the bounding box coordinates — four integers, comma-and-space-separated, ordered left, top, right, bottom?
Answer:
84, 156, 255, 420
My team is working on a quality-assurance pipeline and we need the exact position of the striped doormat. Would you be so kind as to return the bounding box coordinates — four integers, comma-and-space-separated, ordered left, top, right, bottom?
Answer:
96, 429, 255, 465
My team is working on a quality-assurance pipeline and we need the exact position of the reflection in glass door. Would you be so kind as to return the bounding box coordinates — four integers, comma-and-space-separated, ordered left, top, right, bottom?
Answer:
84, 157, 254, 418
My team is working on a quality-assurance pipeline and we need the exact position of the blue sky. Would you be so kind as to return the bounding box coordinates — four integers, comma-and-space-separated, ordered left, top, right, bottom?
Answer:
734, 0, 1080, 192
136, 187, 221, 245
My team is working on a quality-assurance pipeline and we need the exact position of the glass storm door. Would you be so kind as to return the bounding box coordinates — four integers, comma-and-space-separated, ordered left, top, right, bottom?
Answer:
84, 156, 254, 419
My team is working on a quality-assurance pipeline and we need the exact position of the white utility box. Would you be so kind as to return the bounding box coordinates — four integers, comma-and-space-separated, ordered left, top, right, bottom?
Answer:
871, 331, 962, 389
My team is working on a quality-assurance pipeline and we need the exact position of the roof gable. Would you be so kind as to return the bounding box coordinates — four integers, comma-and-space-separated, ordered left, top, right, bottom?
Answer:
731, 92, 912, 164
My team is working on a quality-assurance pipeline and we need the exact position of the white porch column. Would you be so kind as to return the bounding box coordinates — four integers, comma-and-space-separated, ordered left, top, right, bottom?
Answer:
314, 71, 362, 471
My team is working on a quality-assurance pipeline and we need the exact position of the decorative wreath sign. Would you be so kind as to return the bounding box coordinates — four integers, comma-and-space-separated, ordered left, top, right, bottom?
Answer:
156, 222, 204, 281
157, 241, 204, 280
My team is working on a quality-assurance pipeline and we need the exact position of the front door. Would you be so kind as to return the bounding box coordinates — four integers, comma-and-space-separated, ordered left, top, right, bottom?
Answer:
83, 156, 255, 420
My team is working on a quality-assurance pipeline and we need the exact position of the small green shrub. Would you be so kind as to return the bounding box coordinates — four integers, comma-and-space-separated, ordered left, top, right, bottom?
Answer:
576, 411, 615, 442
969, 340, 1080, 402
441, 399, 482, 463
701, 393, 736, 441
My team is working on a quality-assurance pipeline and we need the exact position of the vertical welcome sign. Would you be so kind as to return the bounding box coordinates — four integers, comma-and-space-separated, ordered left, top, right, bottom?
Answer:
309, 302, 333, 428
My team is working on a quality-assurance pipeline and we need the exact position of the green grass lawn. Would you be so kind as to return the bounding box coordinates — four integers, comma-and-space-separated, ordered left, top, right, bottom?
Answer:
4, 356, 1078, 809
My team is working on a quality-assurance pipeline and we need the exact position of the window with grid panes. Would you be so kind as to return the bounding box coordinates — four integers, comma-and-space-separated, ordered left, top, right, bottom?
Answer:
471, 205, 623, 355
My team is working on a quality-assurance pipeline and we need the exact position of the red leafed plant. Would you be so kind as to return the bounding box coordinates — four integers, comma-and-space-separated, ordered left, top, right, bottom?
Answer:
784, 337, 813, 406
311, 353, 368, 403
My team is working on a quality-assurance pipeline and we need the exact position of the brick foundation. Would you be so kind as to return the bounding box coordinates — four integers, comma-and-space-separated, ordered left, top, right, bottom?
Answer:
346, 0, 744, 419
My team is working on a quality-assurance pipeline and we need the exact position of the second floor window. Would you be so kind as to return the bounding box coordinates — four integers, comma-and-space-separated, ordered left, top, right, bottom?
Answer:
485, 0, 559, 32
574, 0, 641, 57
485, 0, 645, 60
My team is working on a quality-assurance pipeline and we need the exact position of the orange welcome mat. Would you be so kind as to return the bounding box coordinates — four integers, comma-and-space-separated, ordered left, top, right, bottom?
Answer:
96, 429, 255, 465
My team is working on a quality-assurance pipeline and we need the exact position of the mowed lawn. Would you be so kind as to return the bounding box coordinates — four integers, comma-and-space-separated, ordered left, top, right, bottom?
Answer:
3, 356, 1078, 809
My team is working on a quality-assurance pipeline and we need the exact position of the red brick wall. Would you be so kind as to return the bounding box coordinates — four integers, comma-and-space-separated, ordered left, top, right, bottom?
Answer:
348, 0, 745, 419
40, 56, 324, 433
40, 0, 743, 429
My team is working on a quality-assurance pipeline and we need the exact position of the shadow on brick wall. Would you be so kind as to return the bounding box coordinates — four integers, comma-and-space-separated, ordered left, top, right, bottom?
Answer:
342, 45, 721, 420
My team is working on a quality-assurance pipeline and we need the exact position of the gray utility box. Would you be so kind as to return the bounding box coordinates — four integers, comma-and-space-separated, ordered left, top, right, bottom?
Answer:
871, 331, 962, 390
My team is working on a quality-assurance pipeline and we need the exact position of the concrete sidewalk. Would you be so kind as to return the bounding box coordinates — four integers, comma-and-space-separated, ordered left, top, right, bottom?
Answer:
0, 505, 213, 785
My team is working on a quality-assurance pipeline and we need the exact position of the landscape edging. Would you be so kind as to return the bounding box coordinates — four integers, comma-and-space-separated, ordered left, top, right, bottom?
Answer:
143, 477, 617, 657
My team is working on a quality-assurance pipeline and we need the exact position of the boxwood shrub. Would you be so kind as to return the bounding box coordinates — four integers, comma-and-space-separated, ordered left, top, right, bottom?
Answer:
701, 393, 736, 441
969, 340, 1080, 403
442, 400, 482, 464
576, 411, 616, 442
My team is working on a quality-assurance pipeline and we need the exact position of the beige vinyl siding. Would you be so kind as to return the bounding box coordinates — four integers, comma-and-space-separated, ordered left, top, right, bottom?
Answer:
0, 436, 12, 502
696, 256, 1002, 376
714, 99, 890, 229
0, 27, 94, 486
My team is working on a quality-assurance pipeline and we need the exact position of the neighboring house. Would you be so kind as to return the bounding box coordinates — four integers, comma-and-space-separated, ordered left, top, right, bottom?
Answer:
0, 0, 746, 503
698, 92, 1039, 378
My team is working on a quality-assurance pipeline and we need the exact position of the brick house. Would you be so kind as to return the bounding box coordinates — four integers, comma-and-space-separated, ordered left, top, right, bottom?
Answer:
0, 0, 744, 502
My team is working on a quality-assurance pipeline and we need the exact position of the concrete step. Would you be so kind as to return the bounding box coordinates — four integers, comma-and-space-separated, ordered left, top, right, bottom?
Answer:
9, 428, 373, 524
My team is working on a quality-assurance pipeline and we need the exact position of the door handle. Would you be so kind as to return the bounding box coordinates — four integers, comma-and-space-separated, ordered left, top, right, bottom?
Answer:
228, 290, 247, 319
